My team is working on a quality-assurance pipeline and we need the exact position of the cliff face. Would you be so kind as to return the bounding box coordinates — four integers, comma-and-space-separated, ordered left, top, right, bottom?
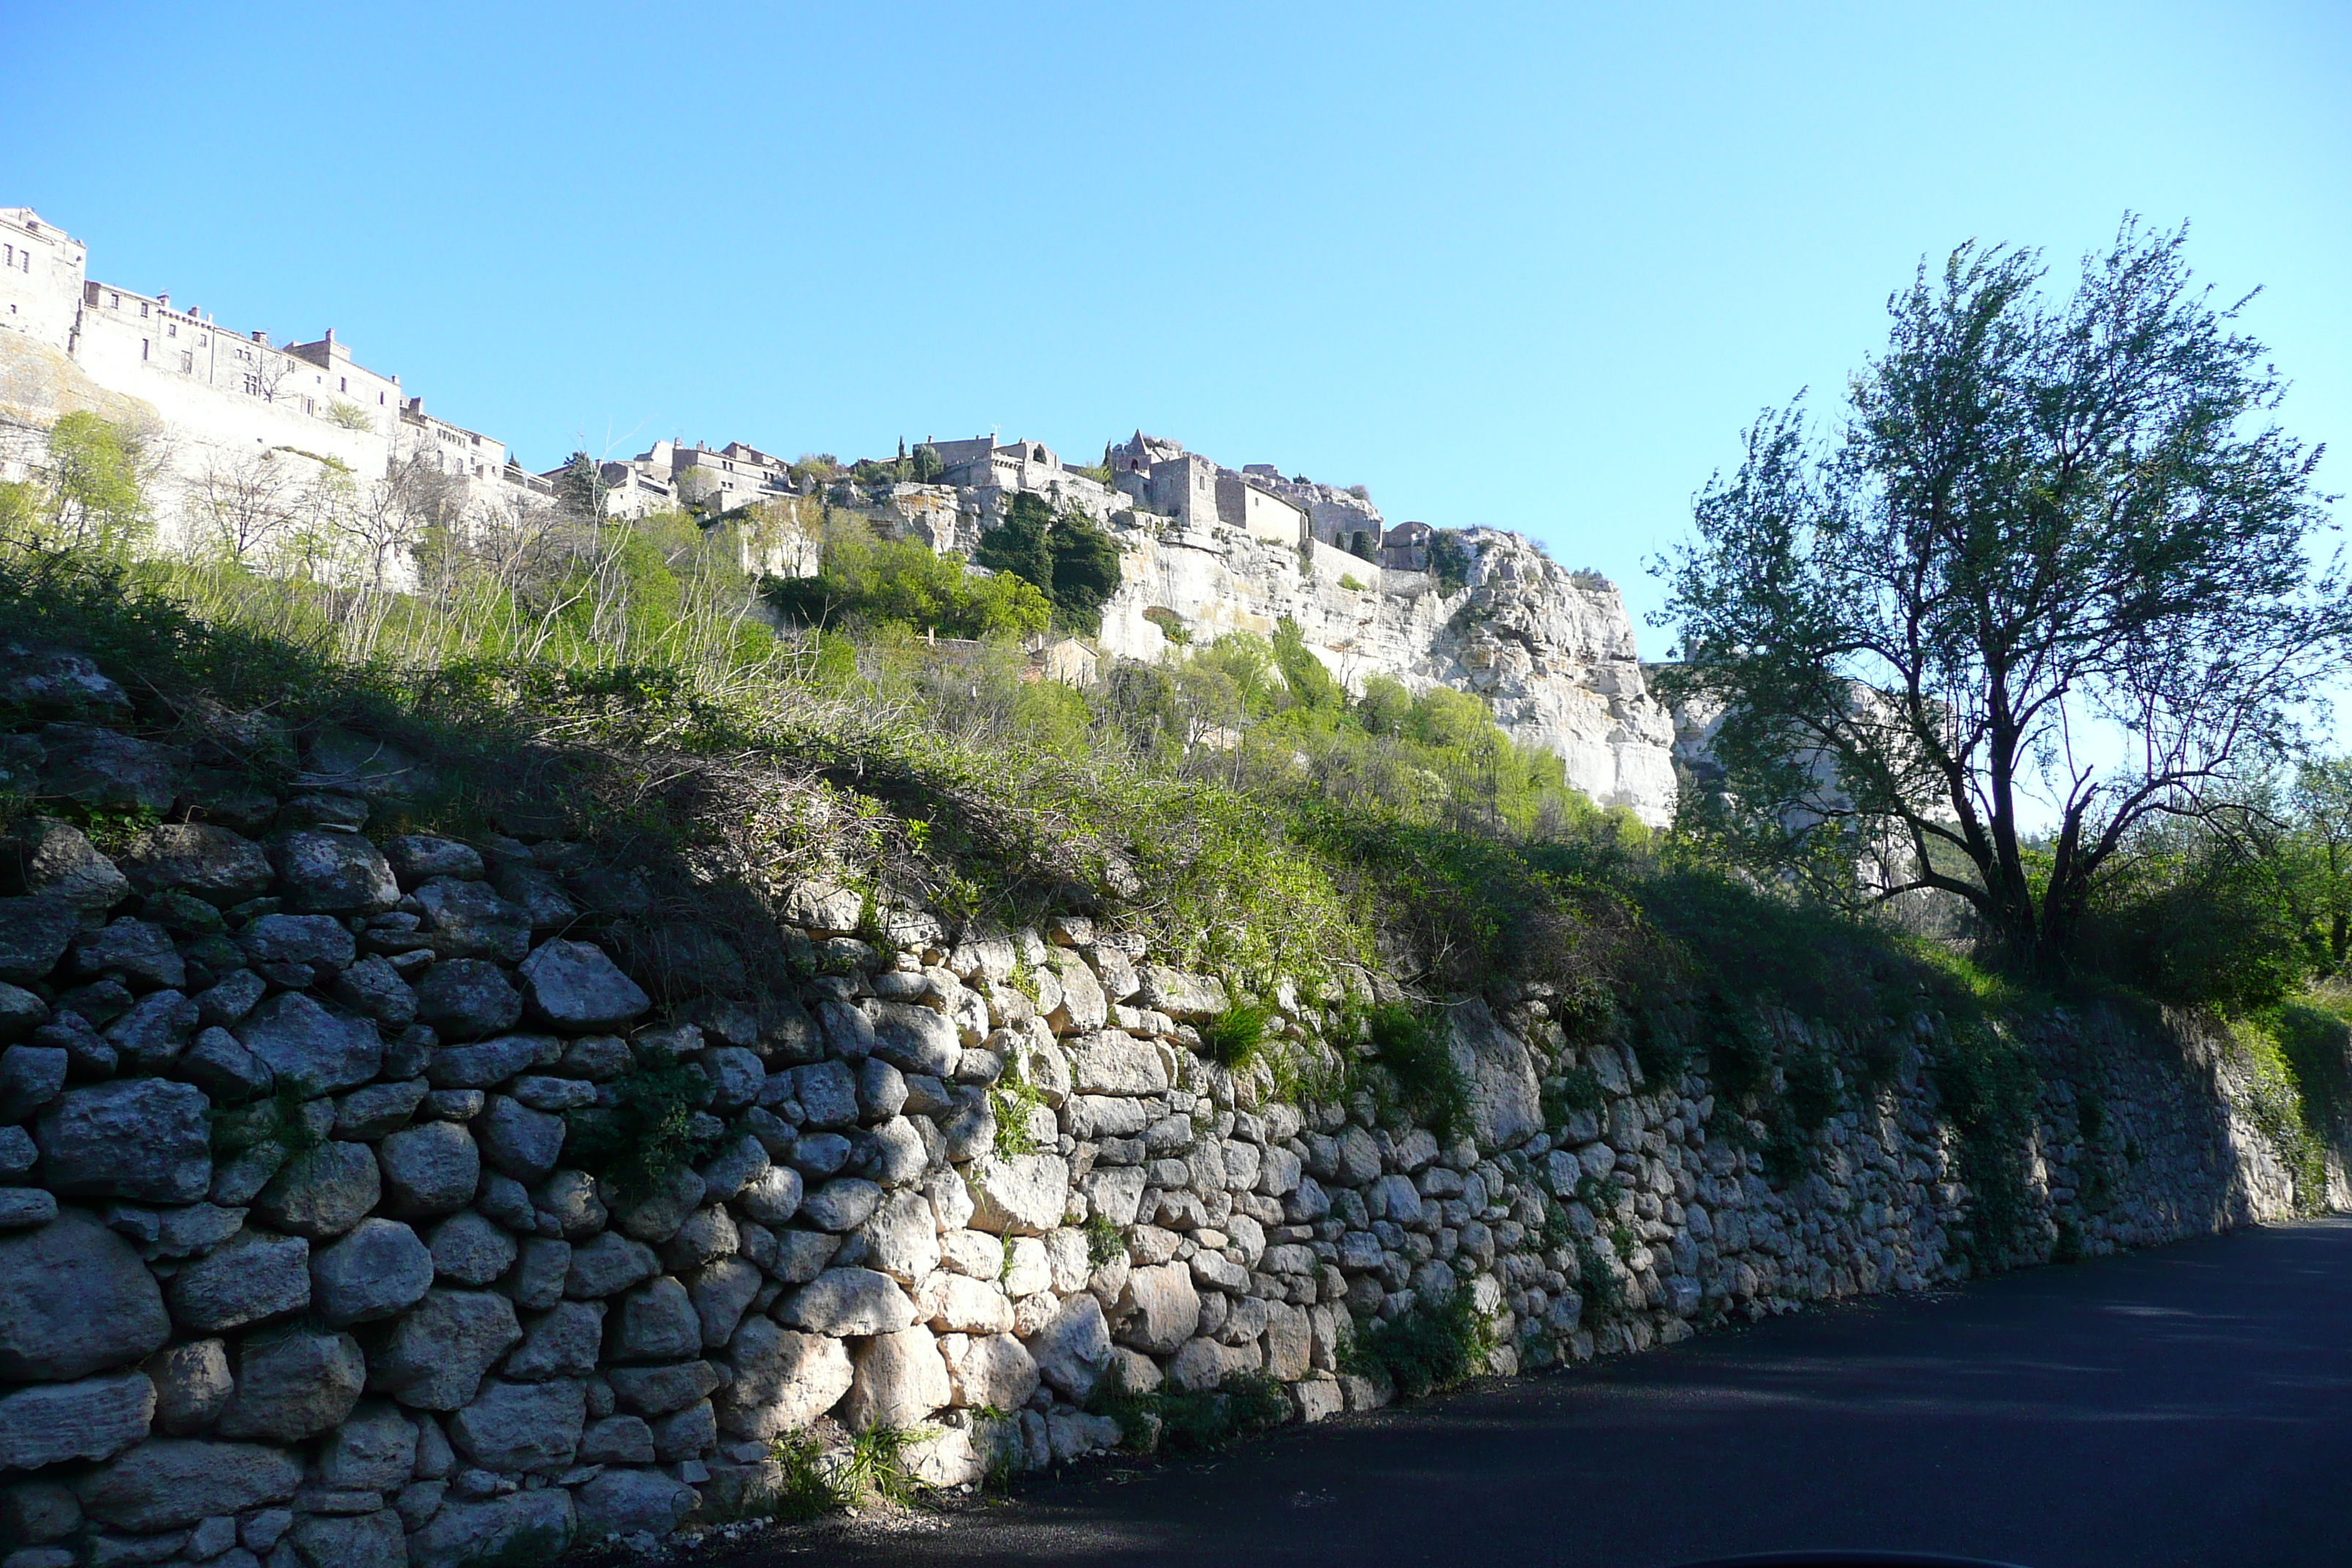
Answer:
1092, 521, 1679, 825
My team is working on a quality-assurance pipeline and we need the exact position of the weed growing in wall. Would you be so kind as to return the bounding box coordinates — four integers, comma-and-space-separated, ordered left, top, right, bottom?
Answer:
1090, 1368, 1293, 1456
1342, 1289, 1496, 1398
989, 1077, 1047, 1158
1355, 1003, 1472, 1145
1201, 1004, 1270, 1071
563, 1048, 720, 1202
2225, 1017, 2330, 1212
1927, 1019, 2043, 1267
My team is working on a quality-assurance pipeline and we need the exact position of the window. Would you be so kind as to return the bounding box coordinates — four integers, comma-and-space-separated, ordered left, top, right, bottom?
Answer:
108, 292, 119, 307
242, 374, 259, 396
140, 339, 149, 361
339, 376, 347, 393
166, 323, 176, 338
139, 302, 149, 318
179, 351, 193, 373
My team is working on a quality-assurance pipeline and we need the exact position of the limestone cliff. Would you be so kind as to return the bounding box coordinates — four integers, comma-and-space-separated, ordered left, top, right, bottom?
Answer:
1092, 520, 1678, 825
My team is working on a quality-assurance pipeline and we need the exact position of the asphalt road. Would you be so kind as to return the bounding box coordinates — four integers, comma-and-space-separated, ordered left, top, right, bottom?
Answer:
736, 1218, 2352, 1568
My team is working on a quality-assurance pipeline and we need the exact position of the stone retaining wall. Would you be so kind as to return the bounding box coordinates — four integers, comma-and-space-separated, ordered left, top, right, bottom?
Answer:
0, 648, 2318, 1568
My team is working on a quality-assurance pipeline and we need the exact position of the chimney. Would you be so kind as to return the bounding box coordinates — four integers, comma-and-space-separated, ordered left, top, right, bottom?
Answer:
251, 331, 268, 346
157, 293, 169, 309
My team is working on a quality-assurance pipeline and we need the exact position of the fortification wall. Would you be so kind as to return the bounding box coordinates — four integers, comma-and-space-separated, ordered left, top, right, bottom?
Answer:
0, 641, 2323, 1566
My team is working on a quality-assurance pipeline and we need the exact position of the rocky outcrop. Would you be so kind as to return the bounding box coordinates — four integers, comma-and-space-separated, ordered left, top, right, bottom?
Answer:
0, 686, 2317, 1565
1092, 522, 1678, 823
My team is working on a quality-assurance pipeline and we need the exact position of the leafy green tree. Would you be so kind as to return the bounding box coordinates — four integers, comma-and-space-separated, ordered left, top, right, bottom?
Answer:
973, 494, 1123, 633
766, 519, 1052, 639
908, 443, 943, 483
554, 453, 608, 519
1272, 616, 1346, 715
10, 412, 151, 557
1659, 219, 2350, 976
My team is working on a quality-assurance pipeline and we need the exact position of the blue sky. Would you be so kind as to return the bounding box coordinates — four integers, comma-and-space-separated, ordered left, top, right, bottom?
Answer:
4, 1, 2346, 655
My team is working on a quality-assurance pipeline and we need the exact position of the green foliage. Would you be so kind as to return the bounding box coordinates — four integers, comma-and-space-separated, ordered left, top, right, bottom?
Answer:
750, 1428, 921, 1521
1342, 1287, 1494, 1398
1201, 1004, 1270, 1071
5, 412, 153, 558
1338, 573, 1367, 592
972, 493, 1122, 633
1360, 1003, 1472, 1144
766, 517, 1052, 639
1541, 1065, 1604, 1126
2228, 1013, 2332, 1213
1088, 1367, 1292, 1456
1928, 1019, 2043, 1266
990, 1076, 1045, 1157
1573, 1235, 1624, 1316
1661, 219, 2351, 978
1426, 529, 1471, 593
1082, 1212, 1126, 1267
563, 1049, 717, 1201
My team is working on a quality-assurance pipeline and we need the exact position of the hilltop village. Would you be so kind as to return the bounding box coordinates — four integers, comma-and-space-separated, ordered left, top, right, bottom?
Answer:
0, 208, 1676, 823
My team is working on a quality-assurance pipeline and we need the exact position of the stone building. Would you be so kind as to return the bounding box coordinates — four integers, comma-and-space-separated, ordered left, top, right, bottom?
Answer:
0, 206, 545, 549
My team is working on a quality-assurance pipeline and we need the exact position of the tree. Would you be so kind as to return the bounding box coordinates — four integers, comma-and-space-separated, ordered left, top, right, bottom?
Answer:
18, 412, 154, 557
1659, 219, 2348, 975
554, 453, 608, 520
972, 493, 1122, 633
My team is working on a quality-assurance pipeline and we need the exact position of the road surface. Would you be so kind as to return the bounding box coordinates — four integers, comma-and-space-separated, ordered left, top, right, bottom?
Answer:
728, 1218, 2352, 1568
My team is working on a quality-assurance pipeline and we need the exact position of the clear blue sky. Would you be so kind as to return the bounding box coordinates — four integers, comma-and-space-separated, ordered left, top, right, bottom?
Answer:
5, 1, 2346, 656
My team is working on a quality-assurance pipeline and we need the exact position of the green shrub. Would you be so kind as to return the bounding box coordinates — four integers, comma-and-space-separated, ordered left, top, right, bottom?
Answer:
1202, 1004, 1270, 1071
562, 1049, 717, 1202
1362, 1004, 1472, 1144
1344, 1286, 1493, 1397
1088, 1367, 1290, 1455
1082, 1212, 1126, 1267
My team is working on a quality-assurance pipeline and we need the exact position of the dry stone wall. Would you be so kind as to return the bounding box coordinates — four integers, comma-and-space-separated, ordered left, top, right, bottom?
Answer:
0, 644, 2317, 1568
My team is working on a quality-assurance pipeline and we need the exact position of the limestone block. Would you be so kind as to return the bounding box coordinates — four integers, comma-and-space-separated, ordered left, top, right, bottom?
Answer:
516, 940, 649, 1032
67, 916, 184, 988
367, 1289, 522, 1410
578, 1415, 653, 1464
768, 1229, 839, 1285
426, 1210, 517, 1286
1136, 965, 1227, 1022
1166, 1335, 1262, 1392
799, 1176, 882, 1233
413, 961, 523, 1044
146, 1338, 232, 1434
167, 1229, 309, 1334
501, 1300, 604, 1382
1447, 997, 1542, 1150
0, 1477, 82, 1544
316, 1401, 416, 1490
286, 1507, 404, 1568
735, 1164, 802, 1226
1025, 1293, 1112, 1400
611, 1277, 701, 1362
1264, 1300, 1312, 1380
859, 1188, 943, 1284
103, 988, 198, 1068
216, 1329, 366, 1441
331, 1079, 426, 1141
404, 1489, 573, 1568
571, 1468, 696, 1542
698, 1133, 768, 1205
608, 1164, 703, 1245
0, 1042, 67, 1121
375, 1121, 480, 1217
0, 1371, 154, 1471
1066, 1031, 1167, 1096
966, 1153, 1070, 1236
233, 994, 381, 1096
411, 879, 529, 964
842, 1327, 951, 1433
563, 1232, 658, 1299
1084, 1164, 1149, 1227
870, 1000, 959, 1076
605, 1360, 717, 1417
36, 1078, 211, 1202
715, 1319, 852, 1439
312, 1218, 433, 1326
0, 897, 78, 987
238, 913, 355, 974
779, 1267, 917, 1336
254, 1141, 379, 1238
426, 1033, 557, 1089
476, 1095, 565, 1183
449, 1379, 584, 1474
1116, 1262, 1201, 1354
657, 1205, 737, 1273
648, 1398, 715, 1461
74, 1440, 304, 1532
687, 1255, 761, 1349
9, 819, 133, 911
268, 832, 399, 916
508, 1235, 570, 1311
180, 1028, 271, 1103
328, 957, 416, 1030
928, 1275, 1015, 1335
381, 835, 486, 888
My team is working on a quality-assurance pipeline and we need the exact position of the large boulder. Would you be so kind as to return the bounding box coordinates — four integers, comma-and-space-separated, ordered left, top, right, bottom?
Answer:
427, 1210, 518, 1287
1116, 1262, 1202, 1354
0, 1207, 170, 1379
0, 1371, 155, 1470
3, 820, 132, 911
943, 1332, 1039, 1411
216, 1327, 366, 1441
1025, 1292, 1112, 1401
367, 1289, 521, 1410
234, 993, 382, 1096
713, 1319, 853, 1439
312, 1218, 434, 1325
1447, 997, 1542, 1149
517, 940, 650, 1030
448, 1378, 585, 1474
840, 1327, 950, 1433
870, 1000, 959, 1076
120, 825, 274, 905
268, 831, 399, 915
74, 1439, 303, 1531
